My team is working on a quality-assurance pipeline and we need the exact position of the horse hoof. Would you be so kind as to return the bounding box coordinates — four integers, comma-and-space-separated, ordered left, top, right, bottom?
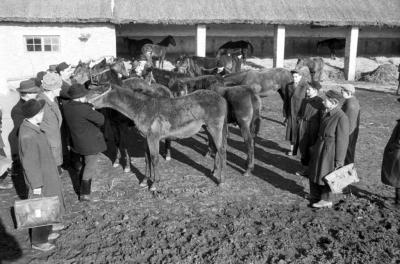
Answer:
165, 156, 171, 161
124, 168, 131, 173
149, 185, 157, 192
139, 181, 148, 188
113, 163, 120, 168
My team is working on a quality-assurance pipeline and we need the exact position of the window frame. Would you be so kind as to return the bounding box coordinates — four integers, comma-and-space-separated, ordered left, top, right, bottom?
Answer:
24, 35, 60, 53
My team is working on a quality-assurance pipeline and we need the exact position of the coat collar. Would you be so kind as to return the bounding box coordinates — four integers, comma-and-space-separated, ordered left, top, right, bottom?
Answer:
22, 119, 43, 133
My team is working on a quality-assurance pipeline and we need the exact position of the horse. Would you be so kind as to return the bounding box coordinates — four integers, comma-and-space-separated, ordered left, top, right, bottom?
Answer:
295, 57, 325, 82
87, 85, 228, 191
170, 76, 261, 176
169, 75, 224, 97
91, 60, 176, 162
142, 35, 176, 69
175, 55, 240, 77
123, 37, 153, 59
150, 67, 190, 88
216, 40, 254, 64
316, 38, 345, 60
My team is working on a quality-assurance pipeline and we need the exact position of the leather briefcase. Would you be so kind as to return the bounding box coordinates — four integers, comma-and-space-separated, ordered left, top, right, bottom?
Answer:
14, 196, 61, 229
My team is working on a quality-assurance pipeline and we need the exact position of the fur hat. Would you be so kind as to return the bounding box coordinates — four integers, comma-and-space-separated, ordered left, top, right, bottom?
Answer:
22, 99, 45, 118
324, 90, 343, 103
340, 83, 355, 94
67, 83, 88, 99
56, 62, 70, 73
42, 72, 62, 91
17, 79, 42, 93
308, 80, 322, 90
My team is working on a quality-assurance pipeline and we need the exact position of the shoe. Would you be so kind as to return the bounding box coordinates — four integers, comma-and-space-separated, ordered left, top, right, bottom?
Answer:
0, 182, 13, 189
48, 232, 60, 240
295, 170, 308, 177
32, 242, 55, 252
312, 200, 333, 208
52, 223, 65, 231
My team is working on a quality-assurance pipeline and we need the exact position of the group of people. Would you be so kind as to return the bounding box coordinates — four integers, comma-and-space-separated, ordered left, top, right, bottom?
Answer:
3, 62, 107, 251
283, 69, 360, 208
1, 58, 400, 252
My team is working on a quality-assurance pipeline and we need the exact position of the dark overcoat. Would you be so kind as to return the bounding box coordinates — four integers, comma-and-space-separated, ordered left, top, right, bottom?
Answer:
341, 96, 360, 165
9, 99, 26, 159
381, 120, 400, 188
295, 96, 324, 165
37, 93, 63, 166
62, 100, 106, 155
18, 120, 65, 214
309, 107, 350, 185
285, 78, 308, 145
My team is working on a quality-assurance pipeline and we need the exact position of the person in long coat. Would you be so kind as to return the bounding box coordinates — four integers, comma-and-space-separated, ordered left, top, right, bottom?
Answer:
381, 115, 400, 207
62, 83, 106, 202
37, 72, 63, 172
18, 99, 65, 251
294, 81, 324, 176
285, 70, 309, 155
309, 90, 350, 208
340, 84, 360, 165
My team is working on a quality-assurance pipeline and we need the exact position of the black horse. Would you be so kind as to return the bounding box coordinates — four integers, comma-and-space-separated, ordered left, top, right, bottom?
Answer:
88, 85, 228, 191
216, 40, 254, 64
171, 76, 261, 176
124, 38, 153, 59
175, 55, 241, 77
142, 35, 176, 69
316, 38, 345, 60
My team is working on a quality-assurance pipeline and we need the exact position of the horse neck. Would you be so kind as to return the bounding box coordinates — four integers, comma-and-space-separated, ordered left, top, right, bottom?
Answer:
158, 37, 171, 47
223, 71, 248, 84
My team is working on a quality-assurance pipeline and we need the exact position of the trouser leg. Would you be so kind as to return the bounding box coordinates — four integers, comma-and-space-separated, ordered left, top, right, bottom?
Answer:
309, 180, 321, 203
82, 154, 98, 181
320, 185, 332, 202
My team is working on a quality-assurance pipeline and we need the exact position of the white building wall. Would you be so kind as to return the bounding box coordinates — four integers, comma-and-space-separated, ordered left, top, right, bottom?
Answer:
0, 22, 116, 156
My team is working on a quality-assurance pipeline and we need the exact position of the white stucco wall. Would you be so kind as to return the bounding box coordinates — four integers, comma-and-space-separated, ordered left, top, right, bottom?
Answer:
0, 22, 116, 156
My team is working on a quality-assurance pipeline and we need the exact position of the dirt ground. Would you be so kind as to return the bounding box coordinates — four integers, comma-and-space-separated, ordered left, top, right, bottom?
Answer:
1, 56, 400, 264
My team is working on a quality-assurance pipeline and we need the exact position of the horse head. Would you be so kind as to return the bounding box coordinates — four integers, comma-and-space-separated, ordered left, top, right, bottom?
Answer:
175, 56, 190, 74
110, 60, 131, 79
169, 79, 188, 97
72, 61, 91, 85
167, 35, 176, 46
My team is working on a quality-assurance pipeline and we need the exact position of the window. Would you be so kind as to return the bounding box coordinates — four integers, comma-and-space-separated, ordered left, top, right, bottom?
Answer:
25, 36, 60, 52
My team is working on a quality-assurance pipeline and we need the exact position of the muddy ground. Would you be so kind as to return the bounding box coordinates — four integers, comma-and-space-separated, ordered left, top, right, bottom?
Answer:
1, 84, 400, 263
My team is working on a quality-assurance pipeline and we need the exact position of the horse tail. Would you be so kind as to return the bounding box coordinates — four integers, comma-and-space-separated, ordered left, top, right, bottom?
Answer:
247, 41, 254, 55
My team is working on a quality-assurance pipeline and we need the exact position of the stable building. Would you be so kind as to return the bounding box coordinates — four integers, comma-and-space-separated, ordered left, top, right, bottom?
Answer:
0, 0, 399, 154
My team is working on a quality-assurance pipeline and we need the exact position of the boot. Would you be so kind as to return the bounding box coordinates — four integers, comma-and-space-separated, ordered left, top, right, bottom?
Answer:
80, 179, 92, 202
395, 188, 400, 205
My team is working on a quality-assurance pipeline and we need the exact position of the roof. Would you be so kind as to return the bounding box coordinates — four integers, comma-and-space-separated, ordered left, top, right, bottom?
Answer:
1, 0, 399, 27
0, 0, 112, 23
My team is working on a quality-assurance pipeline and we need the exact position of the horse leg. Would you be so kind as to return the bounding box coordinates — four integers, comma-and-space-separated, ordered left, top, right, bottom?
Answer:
164, 139, 172, 161
147, 136, 160, 191
239, 121, 254, 177
206, 121, 227, 185
140, 142, 150, 188
123, 147, 131, 173
203, 126, 216, 158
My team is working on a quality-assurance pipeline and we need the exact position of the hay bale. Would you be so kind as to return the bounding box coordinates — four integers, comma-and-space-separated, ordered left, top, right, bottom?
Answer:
358, 64, 399, 85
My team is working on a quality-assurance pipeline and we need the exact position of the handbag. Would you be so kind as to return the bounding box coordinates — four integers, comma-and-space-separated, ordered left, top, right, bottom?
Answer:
324, 163, 360, 193
14, 196, 61, 229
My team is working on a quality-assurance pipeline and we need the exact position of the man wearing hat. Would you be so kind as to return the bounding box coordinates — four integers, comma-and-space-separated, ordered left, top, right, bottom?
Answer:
284, 69, 309, 156
18, 99, 65, 251
62, 83, 106, 202
37, 72, 63, 173
340, 84, 360, 165
294, 81, 324, 178
9, 79, 42, 184
308, 89, 350, 208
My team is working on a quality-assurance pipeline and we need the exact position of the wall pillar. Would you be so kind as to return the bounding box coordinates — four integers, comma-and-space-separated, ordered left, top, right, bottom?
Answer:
344, 27, 359, 81
196, 24, 207, 57
273, 25, 285, 68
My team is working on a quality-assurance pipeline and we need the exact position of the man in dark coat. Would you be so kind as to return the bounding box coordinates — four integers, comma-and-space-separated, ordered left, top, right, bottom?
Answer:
309, 90, 350, 208
284, 70, 309, 155
381, 113, 400, 207
294, 81, 324, 176
19, 99, 65, 251
62, 83, 106, 202
340, 84, 360, 165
